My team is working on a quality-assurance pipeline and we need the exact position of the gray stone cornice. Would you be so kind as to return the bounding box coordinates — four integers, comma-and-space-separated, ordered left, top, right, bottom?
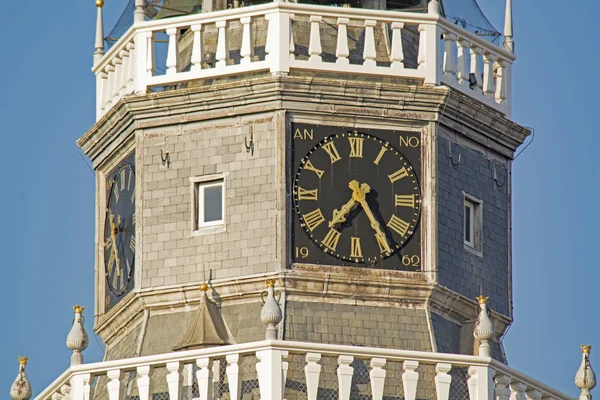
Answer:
78, 74, 528, 167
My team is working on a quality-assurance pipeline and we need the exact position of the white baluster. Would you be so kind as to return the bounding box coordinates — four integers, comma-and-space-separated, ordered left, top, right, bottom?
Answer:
111, 56, 122, 102
308, 16, 322, 63
146, 31, 155, 77
119, 49, 129, 95
60, 384, 71, 400
510, 381, 527, 400
363, 20, 377, 67
216, 20, 228, 68
336, 18, 350, 65
467, 367, 477, 400
70, 373, 94, 400
435, 364, 452, 400
526, 389, 542, 400
191, 24, 203, 71
482, 52, 496, 97
196, 358, 213, 400
281, 351, 289, 400
133, 29, 149, 93
97, 71, 108, 118
289, 14, 295, 60
494, 374, 511, 400
469, 46, 483, 90
136, 365, 154, 400
240, 17, 253, 64
265, 12, 291, 74
107, 369, 124, 400
390, 22, 404, 70
417, 24, 426, 71
495, 60, 507, 103
305, 353, 322, 400
369, 358, 386, 400
402, 361, 419, 400
456, 38, 469, 85
166, 27, 179, 74
103, 65, 114, 110
126, 41, 135, 92
52, 390, 64, 400
82, 374, 95, 400
166, 361, 183, 400
442, 31, 456, 78
256, 349, 285, 400
226, 354, 241, 400
338, 355, 354, 400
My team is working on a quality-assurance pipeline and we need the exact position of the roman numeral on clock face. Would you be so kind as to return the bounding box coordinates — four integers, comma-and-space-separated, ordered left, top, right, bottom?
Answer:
322, 228, 341, 251
395, 194, 415, 208
130, 235, 136, 252
387, 214, 410, 236
297, 187, 318, 201
388, 167, 408, 183
113, 183, 120, 203
349, 137, 364, 158
374, 146, 388, 165
376, 234, 389, 254
350, 237, 363, 258
322, 142, 341, 164
120, 169, 127, 191
303, 160, 324, 178
303, 208, 325, 231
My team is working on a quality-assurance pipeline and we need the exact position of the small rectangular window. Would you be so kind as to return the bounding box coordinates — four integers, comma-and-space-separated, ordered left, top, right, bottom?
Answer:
463, 193, 483, 256
191, 173, 227, 234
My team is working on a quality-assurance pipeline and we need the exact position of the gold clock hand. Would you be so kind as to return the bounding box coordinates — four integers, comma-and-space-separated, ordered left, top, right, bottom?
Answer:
108, 213, 122, 277
349, 182, 392, 254
329, 180, 373, 227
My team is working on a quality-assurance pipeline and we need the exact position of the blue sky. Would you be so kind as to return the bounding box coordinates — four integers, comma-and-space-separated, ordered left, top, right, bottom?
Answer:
0, 0, 598, 397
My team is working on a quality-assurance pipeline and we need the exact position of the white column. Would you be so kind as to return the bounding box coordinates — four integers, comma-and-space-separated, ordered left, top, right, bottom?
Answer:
390, 22, 404, 69
435, 363, 452, 400
308, 15, 322, 63
442, 32, 456, 78
137, 365, 154, 400
226, 354, 241, 400
402, 361, 419, 400
111, 56, 122, 102
467, 366, 494, 400
119, 49, 129, 95
68, 374, 83, 400
289, 14, 295, 60
510, 381, 527, 400
369, 358, 386, 400
417, 24, 426, 71
240, 17, 253, 64
196, 358, 213, 400
469, 45, 483, 90
166, 361, 184, 400
495, 60, 507, 103
265, 12, 291, 74
467, 367, 477, 400
107, 369, 124, 400
96, 71, 108, 119
456, 38, 469, 85
363, 20, 377, 67
335, 18, 350, 65
494, 374, 511, 400
103, 64, 115, 110
337, 355, 354, 400
133, 30, 150, 93
256, 349, 284, 400
191, 24, 203, 71
126, 41, 136, 92
166, 27, 179, 74
482, 52, 496, 97
216, 20, 228, 69
304, 353, 321, 400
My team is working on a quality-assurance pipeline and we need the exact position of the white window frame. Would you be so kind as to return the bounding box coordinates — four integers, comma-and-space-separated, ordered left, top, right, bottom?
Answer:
190, 173, 227, 235
463, 192, 483, 256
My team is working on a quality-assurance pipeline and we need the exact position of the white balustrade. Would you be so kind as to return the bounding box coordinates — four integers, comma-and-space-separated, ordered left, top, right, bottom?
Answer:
91, 2, 514, 119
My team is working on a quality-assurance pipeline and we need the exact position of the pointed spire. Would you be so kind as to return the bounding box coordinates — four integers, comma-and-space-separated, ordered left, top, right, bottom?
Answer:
473, 295, 494, 357
576, 345, 596, 400
94, 0, 105, 64
10, 357, 32, 400
66, 305, 89, 366
503, 0, 514, 53
261, 279, 283, 340
172, 283, 229, 351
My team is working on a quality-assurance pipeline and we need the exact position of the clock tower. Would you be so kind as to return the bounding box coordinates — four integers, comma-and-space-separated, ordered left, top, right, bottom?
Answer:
79, 0, 527, 373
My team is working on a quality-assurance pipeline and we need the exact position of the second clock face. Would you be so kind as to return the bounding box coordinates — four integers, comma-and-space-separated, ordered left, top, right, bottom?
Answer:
293, 129, 421, 266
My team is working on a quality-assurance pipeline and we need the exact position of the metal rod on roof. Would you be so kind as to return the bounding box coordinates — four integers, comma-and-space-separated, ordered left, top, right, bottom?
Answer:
503, 0, 514, 53
94, 0, 105, 64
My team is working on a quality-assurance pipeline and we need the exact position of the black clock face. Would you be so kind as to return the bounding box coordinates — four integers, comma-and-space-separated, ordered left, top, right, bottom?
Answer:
104, 151, 136, 307
291, 124, 422, 271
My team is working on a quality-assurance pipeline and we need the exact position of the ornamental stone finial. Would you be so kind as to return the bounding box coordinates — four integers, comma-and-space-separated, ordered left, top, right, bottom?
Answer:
94, 0, 105, 64
473, 295, 494, 357
66, 305, 89, 366
10, 357, 32, 400
576, 345, 596, 400
261, 279, 282, 340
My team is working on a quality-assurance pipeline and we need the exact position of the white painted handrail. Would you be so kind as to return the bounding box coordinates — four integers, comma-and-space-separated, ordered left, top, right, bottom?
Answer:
92, 2, 515, 121
36, 340, 573, 400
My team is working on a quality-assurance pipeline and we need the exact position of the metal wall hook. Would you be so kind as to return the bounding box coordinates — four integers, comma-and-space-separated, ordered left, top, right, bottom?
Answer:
161, 149, 170, 167
244, 126, 254, 155
448, 141, 461, 167
493, 163, 506, 188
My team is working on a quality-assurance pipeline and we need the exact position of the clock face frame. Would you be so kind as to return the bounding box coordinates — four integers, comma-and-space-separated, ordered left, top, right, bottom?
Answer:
103, 151, 136, 309
291, 123, 422, 271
